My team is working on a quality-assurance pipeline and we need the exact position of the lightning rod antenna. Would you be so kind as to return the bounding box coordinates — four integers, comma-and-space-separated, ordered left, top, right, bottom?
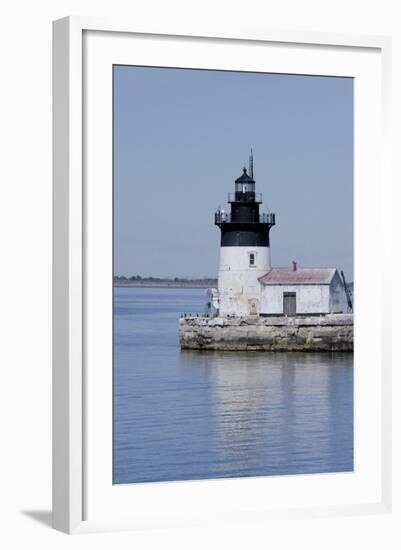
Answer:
249, 148, 254, 179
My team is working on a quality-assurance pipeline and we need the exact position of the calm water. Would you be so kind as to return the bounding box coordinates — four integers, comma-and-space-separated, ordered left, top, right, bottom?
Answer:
113, 286, 353, 484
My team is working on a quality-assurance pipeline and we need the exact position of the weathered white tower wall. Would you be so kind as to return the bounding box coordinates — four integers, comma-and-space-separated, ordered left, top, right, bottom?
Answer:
218, 246, 271, 316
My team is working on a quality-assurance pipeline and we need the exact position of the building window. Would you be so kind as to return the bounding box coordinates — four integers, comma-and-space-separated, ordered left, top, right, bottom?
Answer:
249, 253, 255, 267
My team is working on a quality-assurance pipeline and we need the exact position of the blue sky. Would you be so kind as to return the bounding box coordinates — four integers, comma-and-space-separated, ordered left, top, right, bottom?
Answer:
114, 66, 353, 279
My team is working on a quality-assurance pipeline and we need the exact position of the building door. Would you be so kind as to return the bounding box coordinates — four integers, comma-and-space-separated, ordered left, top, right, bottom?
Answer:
248, 299, 258, 315
283, 292, 296, 316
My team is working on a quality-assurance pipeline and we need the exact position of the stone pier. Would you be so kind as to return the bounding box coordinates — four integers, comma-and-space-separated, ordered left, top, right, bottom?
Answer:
179, 314, 353, 352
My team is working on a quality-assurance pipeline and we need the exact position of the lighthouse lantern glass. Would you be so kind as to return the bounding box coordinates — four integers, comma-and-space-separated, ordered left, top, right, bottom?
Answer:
235, 181, 255, 193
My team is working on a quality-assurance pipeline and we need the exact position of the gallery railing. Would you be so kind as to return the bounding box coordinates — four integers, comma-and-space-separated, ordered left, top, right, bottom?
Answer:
214, 211, 276, 225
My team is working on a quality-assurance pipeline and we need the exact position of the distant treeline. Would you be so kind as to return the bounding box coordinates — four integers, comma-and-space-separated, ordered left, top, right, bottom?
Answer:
114, 275, 352, 289
114, 275, 217, 288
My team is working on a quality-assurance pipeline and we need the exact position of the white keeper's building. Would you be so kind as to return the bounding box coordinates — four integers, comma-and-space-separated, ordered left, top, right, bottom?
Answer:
259, 267, 345, 316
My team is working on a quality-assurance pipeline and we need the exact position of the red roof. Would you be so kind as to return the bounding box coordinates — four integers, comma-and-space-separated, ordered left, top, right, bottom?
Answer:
259, 268, 338, 285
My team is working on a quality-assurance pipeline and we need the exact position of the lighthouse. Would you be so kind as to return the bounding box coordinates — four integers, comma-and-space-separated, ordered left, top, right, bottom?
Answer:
214, 152, 276, 316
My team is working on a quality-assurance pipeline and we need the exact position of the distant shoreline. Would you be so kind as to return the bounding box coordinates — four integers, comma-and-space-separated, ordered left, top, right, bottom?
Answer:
114, 279, 217, 289
114, 278, 352, 290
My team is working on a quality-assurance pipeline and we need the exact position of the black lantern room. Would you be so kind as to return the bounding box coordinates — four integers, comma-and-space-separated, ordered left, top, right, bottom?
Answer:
215, 153, 276, 247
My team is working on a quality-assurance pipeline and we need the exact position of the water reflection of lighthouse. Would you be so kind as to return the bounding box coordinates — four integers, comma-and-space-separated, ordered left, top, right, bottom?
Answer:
179, 351, 352, 477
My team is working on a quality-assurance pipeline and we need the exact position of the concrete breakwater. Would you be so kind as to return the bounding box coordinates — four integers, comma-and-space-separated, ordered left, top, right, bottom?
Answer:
179, 314, 353, 352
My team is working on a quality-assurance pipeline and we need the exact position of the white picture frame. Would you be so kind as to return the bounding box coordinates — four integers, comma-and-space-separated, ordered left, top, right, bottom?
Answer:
52, 16, 393, 535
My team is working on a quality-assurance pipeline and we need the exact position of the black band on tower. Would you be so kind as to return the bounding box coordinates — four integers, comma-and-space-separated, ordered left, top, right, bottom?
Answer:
220, 225, 271, 247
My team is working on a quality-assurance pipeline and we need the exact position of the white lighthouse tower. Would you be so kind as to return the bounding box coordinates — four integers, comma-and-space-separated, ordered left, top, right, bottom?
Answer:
214, 152, 275, 316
